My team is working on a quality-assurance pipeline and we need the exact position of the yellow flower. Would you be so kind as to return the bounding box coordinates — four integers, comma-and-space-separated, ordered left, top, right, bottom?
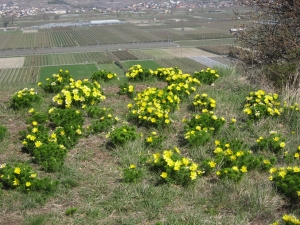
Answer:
280, 142, 285, 148
76, 129, 82, 135
147, 137, 153, 143
232, 166, 239, 171
32, 127, 38, 133
278, 170, 287, 178
240, 166, 247, 173
231, 118, 236, 123
28, 108, 35, 113
25, 182, 31, 187
14, 167, 21, 174
216, 171, 221, 176
190, 171, 197, 180
30, 173, 37, 178
35, 141, 42, 148
215, 140, 220, 146
208, 161, 216, 168
13, 178, 19, 186
189, 163, 198, 171
269, 167, 277, 174
129, 164, 136, 169
32, 121, 38, 126
160, 172, 167, 179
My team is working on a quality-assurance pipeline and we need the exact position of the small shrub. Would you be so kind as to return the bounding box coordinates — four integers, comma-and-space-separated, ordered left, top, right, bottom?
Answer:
38, 69, 72, 93
123, 164, 143, 183
191, 93, 216, 111
0, 163, 58, 192
52, 79, 105, 109
193, 68, 219, 85
118, 82, 135, 99
269, 166, 300, 201
91, 69, 118, 82
254, 131, 286, 154
243, 90, 284, 120
144, 131, 165, 149
10, 88, 42, 110
183, 111, 226, 146
107, 125, 139, 147
126, 64, 155, 82
148, 147, 203, 186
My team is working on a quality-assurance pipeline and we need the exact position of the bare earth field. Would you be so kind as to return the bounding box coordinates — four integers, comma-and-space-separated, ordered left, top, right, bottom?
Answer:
0, 57, 25, 69
162, 47, 219, 58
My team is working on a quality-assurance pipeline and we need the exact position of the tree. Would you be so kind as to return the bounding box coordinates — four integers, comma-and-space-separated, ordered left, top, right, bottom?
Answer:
233, 0, 300, 88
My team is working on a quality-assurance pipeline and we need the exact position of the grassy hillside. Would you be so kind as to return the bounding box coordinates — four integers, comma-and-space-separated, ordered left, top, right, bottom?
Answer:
0, 64, 299, 225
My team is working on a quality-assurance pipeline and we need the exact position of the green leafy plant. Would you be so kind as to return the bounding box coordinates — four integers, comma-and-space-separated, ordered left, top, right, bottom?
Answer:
0, 125, 7, 142
269, 166, 300, 201
107, 124, 139, 146
154, 67, 182, 82
126, 64, 155, 81
148, 147, 203, 186
144, 131, 165, 149
193, 68, 219, 85
204, 139, 276, 182
10, 88, 42, 110
191, 93, 216, 111
183, 111, 226, 146
123, 164, 143, 183
89, 114, 119, 134
21, 122, 68, 172
127, 87, 180, 128
255, 131, 286, 154
243, 90, 284, 120
91, 69, 118, 82
52, 79, 105, 109
118, 82, 135, 99
0, 163, 58, 192
38, 69, 72, 93
65, 207, 78, 216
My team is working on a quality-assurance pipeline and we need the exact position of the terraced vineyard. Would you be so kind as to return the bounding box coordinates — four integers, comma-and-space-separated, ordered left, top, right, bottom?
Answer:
0, 17, 234, 50
0, 67, 39, 85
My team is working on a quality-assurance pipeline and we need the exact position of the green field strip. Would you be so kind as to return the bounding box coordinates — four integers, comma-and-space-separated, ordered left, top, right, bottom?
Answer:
39, 64, 98, 82
121, 60, 162, 71
96, 63, 125, 78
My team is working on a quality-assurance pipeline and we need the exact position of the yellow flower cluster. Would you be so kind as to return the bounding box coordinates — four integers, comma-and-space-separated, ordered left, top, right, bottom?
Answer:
150, 147, 203, 182
282, 214, 300, 224
16, 88, 37, 98
193, 93, 216, 111
243, 90, 284, 119
126, 64, 153, 79
52, 79, 105, 108
128, 87, 180, 126
154, 67, 182, 81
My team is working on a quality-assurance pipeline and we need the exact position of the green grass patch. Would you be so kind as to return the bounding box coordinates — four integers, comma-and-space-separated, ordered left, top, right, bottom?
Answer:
39, 64, 98, 81
121, 60, 162, 70
96, 63, 125, 78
